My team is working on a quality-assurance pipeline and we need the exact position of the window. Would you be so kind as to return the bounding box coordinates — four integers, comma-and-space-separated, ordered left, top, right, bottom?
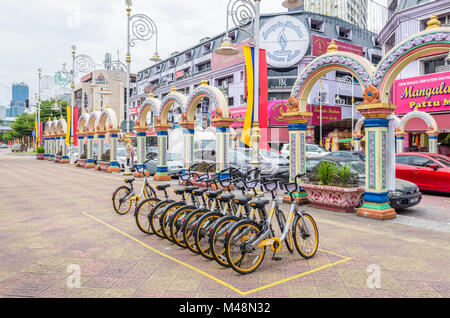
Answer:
228, 97, 234, 107
185, 50, 193, 61
423, 56, 446, 75
202, 42, 213, 54
430, 155, 450, 167
196, 61, 211, 73
269, 92, 291, 101
306, 145, 319, 153
385, 34, 395, 52
337, 27, 352, 40
227, 30, 238, 42
268, 67, 297, 77
371, 55, 382, 65
309, 18, 324, 32
168, 58, 176, 68
409, 156, 433, 167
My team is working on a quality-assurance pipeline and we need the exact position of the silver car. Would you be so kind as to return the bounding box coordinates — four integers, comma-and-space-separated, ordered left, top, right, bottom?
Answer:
145, 152, 184, 175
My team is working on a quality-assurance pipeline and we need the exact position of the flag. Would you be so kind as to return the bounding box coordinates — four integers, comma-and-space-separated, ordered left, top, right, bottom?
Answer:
35, 121, 38, 151
73, 107, 78, 146
66, 105, 71, 146
241, 45, 254, 147
39, 122, 43, 146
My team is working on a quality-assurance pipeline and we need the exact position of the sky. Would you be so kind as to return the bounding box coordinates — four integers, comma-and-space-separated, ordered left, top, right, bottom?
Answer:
0, 0, 388, 106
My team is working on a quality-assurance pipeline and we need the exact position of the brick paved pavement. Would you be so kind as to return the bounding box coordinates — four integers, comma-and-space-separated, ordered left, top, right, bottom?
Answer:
0, 156, 449, 298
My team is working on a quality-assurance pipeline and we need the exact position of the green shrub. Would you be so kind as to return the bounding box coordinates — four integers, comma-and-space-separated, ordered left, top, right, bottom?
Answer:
37, 146, 45, 154
309, 161, 359, 187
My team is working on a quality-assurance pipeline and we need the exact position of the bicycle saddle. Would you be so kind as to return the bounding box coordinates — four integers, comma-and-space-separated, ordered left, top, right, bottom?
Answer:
184, 186, 198, 193
218, 193, 235, 202
205, 190, 222, 198
156, 184, 171, 191
174, 188, 185, 195
193, 188, 208, 196
250, 199, 270, 209
233, 195, 252, 205
124, 178, 135, 184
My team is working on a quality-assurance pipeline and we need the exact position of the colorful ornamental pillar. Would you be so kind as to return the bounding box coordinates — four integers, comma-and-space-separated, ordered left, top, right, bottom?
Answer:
154, 123, 171, 181
107, 128, 121, 173
281, 97, 312, 203
44, 135, 49, 160
85, 131, 96, 169
50, 135, 56, 161
427, 131, 439, 154
95, 129, 106, 170
395, 131, 406, 153
212, 115, 234, 179
61, 137, 69, 163
354, 133, 363, 152
77, 132, 84, 160
134, 124, 149, 178
356, 85, 396, 220
180, 121, 195, 171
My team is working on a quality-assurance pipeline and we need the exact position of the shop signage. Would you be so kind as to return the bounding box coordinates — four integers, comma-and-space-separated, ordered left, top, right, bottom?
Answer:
312, 35, 363, 56
211, 40, 250, 71
394, 71, 450, 114
95, 73, 107, 85
175, 70, 185, 79
260, 15, 309, 68
268, 100, 341, 125
130, 106, 140, 116
268, 77, 296, 89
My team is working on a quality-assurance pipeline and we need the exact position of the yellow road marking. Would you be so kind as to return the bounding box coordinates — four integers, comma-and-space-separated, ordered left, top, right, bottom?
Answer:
82, 211, 352, 296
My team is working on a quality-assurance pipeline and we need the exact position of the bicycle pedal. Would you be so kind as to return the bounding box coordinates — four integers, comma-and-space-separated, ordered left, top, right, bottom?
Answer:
272, 256, 282, 261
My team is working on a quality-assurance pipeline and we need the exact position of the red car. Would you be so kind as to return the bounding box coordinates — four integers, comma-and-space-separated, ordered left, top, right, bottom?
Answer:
396, 153, 450, 193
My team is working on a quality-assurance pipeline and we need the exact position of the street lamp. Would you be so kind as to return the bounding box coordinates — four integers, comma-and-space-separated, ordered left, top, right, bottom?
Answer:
281, 0, 303, 9
124, 0, 160, 175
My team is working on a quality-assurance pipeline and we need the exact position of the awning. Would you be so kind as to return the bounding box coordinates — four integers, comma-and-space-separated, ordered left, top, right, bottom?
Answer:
338, 138, 352, 143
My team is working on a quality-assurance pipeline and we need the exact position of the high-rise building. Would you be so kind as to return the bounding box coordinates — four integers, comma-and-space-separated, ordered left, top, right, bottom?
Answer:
7, 82, 29, 118
290, 0, 369, 29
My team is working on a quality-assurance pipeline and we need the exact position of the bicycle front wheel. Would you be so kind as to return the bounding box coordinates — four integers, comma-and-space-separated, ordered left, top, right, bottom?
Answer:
194, 212, 223, 260
293, 213, 319, 259
210, 216, 239, 267
225, 220, 265, 275
112, 186, 132, 215
135, 197, 160, 235
169, 205, 196, 248
149, 200, 173, 238
276, 210, 294, 253
182, 209, 208, 254
160, 202, 185, 242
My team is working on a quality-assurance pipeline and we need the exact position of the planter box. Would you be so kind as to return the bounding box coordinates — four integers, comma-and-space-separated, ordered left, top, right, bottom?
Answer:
300, 183, 365, 213
35, 153, 45, 160
99, 161, 110, 171
55, 155, 62, 163
77, 159, 87, 168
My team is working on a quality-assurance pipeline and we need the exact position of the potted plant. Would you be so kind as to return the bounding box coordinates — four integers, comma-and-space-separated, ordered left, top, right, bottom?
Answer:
301, 161, 364, 212
98, 149, 111, 172
35, 146, 45, 160
77, 152, 87, 167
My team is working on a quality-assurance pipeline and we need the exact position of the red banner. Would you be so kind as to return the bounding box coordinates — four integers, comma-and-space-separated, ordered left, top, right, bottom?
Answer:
73, 107, 79, 146
312, 35, 363, 57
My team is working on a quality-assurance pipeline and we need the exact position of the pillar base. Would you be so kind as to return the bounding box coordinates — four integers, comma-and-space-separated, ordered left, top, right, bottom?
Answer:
95, 165, 101, 170
356, 206, 396, 220
61, 160, 70, 164
283, 192, 309, 204
133, 171, 150, 178
107, 166, 121, 173
154, 174, 171, 181
85, 163, 96, 169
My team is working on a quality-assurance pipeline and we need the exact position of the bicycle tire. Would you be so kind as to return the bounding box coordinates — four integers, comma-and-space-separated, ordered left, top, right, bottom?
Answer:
112, 186, 132, 215
134, 197, 160, 235
210, 215, 240, 267
181, 208, 209, 254
169, 205, 197, 248
276, 209, 294, 254
225, 219, 265, 275
292, 213, 319, 259
194, 212, 223, 260
149, 200, 174, 238
160, 202, 185, 242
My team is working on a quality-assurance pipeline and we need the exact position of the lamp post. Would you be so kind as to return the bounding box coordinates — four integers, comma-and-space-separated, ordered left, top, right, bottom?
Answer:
124, 0, 160, 175
70, 45, 95, 164
216, 0, 303, 170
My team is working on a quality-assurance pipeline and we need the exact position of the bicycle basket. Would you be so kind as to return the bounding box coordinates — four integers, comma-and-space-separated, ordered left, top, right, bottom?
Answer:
180, 173, 191, 182
263, 180, 278, 192
284, 183, 298, 193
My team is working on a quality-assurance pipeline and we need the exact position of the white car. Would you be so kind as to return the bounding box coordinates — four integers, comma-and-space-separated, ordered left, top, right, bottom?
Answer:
281, 143, 330, 159
117, 147, 138, 171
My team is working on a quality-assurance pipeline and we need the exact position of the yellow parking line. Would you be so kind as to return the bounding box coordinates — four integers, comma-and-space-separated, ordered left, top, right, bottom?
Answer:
82, 211, 352, 296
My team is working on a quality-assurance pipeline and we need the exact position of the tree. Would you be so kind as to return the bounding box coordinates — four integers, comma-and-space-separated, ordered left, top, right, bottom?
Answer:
11, 113, 35, 137
39, 99, 68, 123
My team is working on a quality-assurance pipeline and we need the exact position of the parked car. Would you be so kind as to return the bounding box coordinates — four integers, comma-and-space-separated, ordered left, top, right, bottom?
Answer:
306, 157, 422, 210
145, 152, 184, 175
11, 143, 26, 152
281, 143, 329, 159
395, 152, 450, 193
117, 147, 138, 171
324, 151, 365, 161
0, 143, 8, 149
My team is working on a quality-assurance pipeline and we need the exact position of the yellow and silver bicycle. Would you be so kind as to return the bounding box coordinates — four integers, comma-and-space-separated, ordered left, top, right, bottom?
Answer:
224, 173, 319, 274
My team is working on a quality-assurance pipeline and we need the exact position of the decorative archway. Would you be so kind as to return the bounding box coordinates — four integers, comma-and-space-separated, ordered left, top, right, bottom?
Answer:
396, 109, 439, 153
373, 27, 450, 103
184, 79, 233, 177
153, 87, 187, 181
97, 107, 121, 172
134, 93, 161, 177
84, 111, 101, 169
56, 118, 69, 163
44, 120, 53, 160
76, 111, 90, 161
49, 118, 58, 161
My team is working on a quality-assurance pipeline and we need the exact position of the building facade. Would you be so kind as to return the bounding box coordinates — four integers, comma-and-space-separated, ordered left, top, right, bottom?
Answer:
377, 0, 450, 154
7, 82, 29, 118
131, 10, 382, 150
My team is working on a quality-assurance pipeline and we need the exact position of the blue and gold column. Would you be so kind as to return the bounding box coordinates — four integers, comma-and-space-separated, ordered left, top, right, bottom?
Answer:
212, 117, 234, 179
154, 124, 171, 181
85, 132, 96, 169
356, 101, 396, 220
180, 121, 195, 172
77, 132, 84, 162
281, 107, 312, 203
95, 131, 106, 170
49, 135, 56, 161
354, 134, 363, 152
44, 135, 49, 160
107, 128, 121, 173
61, 135, 69, 163
134, 127, 149, 177
427, 131, 439, 154
395, 131, 405, 153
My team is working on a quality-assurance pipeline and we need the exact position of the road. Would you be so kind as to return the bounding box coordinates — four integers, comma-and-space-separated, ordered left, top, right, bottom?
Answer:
0, 153, 449, 298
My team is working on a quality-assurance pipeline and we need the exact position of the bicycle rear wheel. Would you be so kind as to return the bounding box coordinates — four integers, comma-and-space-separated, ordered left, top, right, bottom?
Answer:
160, 202, 185, 242
169, 205, 196, 248
182, 208, 208, 254
293, 213, 319, 259
135, 197, 160, 235
194, 212, 223, 260
112, 186, 132, 215
225, 220, 265, 275
210, 216, 239, 267
149, 200, 173, 238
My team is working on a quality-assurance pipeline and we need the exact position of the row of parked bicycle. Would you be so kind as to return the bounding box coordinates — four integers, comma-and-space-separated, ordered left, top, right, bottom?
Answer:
111, 161, 319, 275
